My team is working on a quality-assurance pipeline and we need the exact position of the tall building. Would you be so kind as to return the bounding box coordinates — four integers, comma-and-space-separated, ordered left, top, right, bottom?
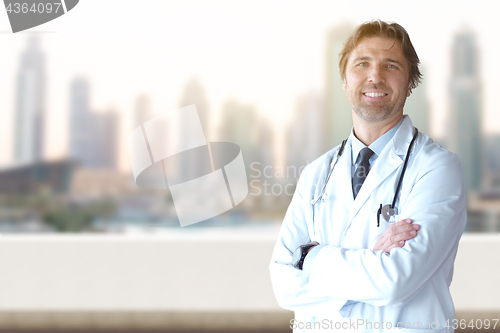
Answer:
447, 27, 483, 193
69, 77, 93, 167
14, 36, 46, 164
324, 23, 355, 151
285, 90, 325, 175
253, 117, 276, 211
404, 65, 430, 136
94, 109, 119, 170
219, 99, 258, 172
176, 78, 211, 183
68, 76, 119, 170
178, 77, 211, 141
132, 94, 154, 130
483, 134, 500, 190
255, 118, 275, 174
129, 94, 161, 188
279, 90, 325, 209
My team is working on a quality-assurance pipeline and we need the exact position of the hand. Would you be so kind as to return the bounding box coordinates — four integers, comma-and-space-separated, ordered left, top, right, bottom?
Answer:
306, 241, 319, 254
373, 218, 419, 254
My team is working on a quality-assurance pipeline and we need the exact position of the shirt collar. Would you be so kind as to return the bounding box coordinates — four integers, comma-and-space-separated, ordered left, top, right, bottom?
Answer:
351, 116, 404, 164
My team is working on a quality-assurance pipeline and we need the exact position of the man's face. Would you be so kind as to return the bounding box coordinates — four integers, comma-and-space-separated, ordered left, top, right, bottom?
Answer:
343, 36, 411, 123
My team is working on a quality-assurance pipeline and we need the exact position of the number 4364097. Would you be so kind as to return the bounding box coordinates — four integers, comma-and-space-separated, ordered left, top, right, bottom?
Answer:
445, 319, 498, 330
6, 2, 62, 14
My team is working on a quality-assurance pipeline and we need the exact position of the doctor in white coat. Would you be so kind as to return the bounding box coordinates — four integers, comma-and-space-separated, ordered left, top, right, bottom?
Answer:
269, 20, 467, 332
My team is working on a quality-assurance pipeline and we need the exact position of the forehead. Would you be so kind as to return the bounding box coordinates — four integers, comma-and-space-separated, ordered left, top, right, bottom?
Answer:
350, 36, 406, 62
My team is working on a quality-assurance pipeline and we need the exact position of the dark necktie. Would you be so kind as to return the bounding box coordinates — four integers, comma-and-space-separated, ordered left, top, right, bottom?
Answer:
352, 147, 374, 199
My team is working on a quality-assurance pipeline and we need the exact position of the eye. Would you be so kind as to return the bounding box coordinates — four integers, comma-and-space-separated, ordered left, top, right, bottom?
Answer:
387, 64, 397, 69
357, 62, 367, 67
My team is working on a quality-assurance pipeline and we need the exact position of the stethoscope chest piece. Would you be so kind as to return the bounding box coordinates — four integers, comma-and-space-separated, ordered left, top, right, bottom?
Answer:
376, 203, 398, 227
381, 204, 397, 222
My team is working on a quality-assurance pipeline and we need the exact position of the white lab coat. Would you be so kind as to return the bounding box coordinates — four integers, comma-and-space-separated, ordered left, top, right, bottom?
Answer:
269, 115, 467, 333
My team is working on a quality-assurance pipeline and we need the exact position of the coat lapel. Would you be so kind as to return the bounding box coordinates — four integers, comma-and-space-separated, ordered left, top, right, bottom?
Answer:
334, 136, 354, 212
346, 115, 416, 228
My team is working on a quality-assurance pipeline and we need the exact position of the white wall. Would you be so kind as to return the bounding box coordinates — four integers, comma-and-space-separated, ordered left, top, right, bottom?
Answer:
0, 228, 498, 329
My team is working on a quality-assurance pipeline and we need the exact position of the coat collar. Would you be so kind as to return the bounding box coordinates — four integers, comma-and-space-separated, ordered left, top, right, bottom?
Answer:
392, 115, 416, 156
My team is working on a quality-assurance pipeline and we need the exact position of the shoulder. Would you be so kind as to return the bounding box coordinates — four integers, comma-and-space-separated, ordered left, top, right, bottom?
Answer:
413, 132, 463, 180
403, 131, 466, 216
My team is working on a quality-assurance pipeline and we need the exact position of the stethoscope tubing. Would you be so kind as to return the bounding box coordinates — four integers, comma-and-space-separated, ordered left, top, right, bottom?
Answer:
311, 127, 419, 216
391, 127, 418, 209
311, 139, 347, 205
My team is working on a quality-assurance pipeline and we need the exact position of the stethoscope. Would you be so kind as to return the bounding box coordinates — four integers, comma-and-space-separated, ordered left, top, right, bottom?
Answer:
311, 127, 419, 227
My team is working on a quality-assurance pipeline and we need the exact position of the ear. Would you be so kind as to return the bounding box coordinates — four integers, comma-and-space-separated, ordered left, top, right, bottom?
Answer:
406, 83, 412, 97
342, 78, 347, 92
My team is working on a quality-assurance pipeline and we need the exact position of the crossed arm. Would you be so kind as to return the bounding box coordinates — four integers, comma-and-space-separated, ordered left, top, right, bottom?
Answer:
306, 218, 420, 255
269, 151, 466, 316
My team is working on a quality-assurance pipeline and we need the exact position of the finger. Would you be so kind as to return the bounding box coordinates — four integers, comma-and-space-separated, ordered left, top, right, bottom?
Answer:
385, 240, 405, 253
387, 219, 412, 235
376, 219, 414, 251
396, 218, 412, 226
378, 222, 404, 243
390, 230, 417, 244
374, 240, 391, 253
392, 223, 420, 235
382, 236, 399, 251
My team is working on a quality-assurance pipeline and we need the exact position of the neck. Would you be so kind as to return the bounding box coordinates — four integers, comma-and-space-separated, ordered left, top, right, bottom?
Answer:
352, 112, 403, 146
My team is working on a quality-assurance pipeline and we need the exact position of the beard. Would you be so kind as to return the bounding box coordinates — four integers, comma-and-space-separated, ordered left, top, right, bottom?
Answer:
346, 84, 406, 122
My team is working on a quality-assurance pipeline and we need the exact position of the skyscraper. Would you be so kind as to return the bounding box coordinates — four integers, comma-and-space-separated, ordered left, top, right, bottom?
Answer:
483, 134, 500, 191
404, 65, 430, 136
177, 78, 211, 183
69, 77, 93, 167
253, 117, 275, 211
94, 109, 119, 170
324, 23, 355, 150
14, 36, 46, 164
447, 27, 483, 193
178, 77, 211, 141
132, 94, 154, 130
218, 99, 258, 171
285, 90, 325, 174
69, 76, 120, 170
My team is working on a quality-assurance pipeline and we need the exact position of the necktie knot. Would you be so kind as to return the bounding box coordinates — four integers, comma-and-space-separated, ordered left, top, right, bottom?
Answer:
358, 147, 374, 164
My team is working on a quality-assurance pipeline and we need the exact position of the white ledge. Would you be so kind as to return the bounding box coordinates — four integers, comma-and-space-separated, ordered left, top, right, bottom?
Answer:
0, 229, 497, 323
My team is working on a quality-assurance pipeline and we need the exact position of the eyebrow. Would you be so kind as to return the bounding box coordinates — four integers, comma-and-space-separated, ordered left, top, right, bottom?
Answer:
351, 56, 404, 67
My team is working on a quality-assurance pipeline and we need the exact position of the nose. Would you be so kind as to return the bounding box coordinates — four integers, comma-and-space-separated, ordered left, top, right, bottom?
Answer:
367, 65, 385, 84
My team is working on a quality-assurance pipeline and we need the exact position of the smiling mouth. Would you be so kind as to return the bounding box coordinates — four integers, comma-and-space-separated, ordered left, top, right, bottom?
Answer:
363, 92, 388, 97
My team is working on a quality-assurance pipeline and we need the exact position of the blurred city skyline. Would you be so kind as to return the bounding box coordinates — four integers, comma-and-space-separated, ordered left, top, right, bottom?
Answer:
0, 0, 499, 173
1, 0, 500, 233
0, 3, 498, 328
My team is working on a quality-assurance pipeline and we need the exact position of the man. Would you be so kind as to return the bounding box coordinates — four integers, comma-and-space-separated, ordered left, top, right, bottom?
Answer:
269, 20, 466, 332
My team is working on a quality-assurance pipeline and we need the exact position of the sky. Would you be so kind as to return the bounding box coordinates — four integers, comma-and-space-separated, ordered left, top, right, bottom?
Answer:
0, 0, 499, 171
